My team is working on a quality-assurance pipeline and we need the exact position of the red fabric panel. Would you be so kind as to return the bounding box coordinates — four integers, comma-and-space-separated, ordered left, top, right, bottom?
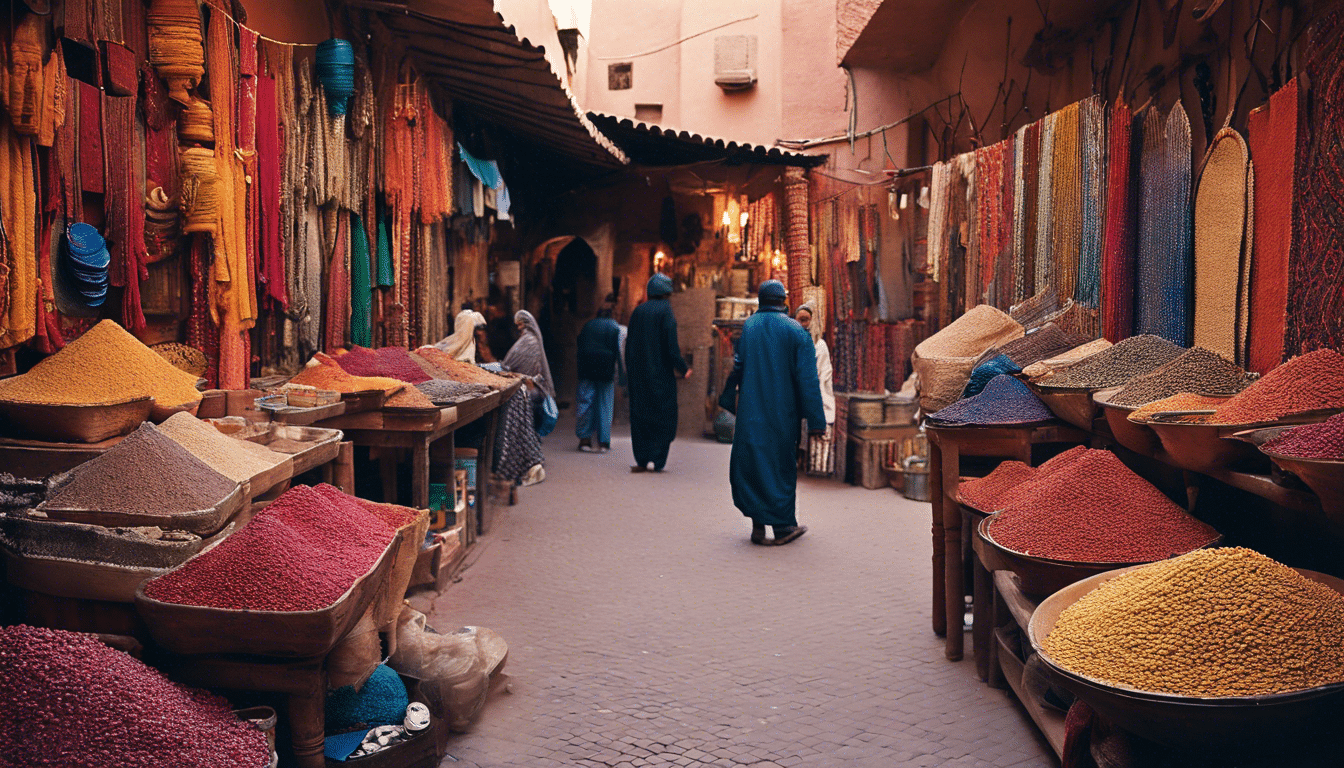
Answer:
1246, 78, 1299, 373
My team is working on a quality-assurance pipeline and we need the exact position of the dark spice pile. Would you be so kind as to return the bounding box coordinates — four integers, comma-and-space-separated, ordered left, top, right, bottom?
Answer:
957, 461, 1035, 511
986, 449, 1220, 562
416, 379, 492, 404
41, 424, 236, 514
144, 485, 395, 611
1111, 347, 1254, 406
929, 375, 1053, 426
961, 355, 1021, 399
1210, 349, 1344, 425
335, 346, 433, 384
1043, 335, 1185, 388
0, 625, 270, 768
1263, 414, 1344, 460
990, 323, 1091, 367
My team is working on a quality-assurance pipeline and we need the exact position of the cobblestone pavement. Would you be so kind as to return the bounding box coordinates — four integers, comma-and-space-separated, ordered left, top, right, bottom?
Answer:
411, 423, 1053, 767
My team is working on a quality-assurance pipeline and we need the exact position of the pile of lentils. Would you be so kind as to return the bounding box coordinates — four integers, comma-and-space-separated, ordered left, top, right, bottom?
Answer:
986, 448, 1220, 562
313, 483, 420, 530
413, 347, 514, 388
1021, 338, 1113, 379
416, 379, 492, 405
957, 460, 1035, 511
1127, 392, 1227, 423
0, 319, 202, 408
40, 423, 237, 516
157, 412, 287, 483
1209, 349, 1344, 425
336, 346, 433, 384
290, 354, 405, 393
0, 625, 271, 767
928, 375, 1053, 426
1110, 347, 1254, 406
990, 323, 1092, 367
1263, 414, 1344, 460
1042, 548, 1344, 697
1041, 335, 1185, 389
143, 484, 396, 611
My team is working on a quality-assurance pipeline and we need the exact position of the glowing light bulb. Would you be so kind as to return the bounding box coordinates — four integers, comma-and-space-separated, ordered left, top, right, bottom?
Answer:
740, 211, 749, 227
721, 211, 731, 227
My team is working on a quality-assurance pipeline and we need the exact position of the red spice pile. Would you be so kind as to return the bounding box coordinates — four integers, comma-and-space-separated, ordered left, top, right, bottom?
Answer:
987, 449, 1220, 562
144, 485, 396, 611
313, 483, 420, 529
1263, 414, 1344, 460
958, 461, 1035, 511
290, 353, 405, 393
0, 625, 270, 768
1211, 349, 1344, 425
336, 346, 432, 384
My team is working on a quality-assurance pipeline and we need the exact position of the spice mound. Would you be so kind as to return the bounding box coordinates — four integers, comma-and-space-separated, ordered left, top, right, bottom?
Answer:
962, 355, 1021, 399
143, 484, 395, 611
1263, 413, 1344, 460
1042, 548, 1344, 697
416, 379, 492, 405
0, 320, 203, 407
0, 625, 271, 768
928, 375, 1052, 426
1208, 349, 1344, 425
41, 423, 237, 515
1023, 338, 1113, 379
987, 449, 1219, 562
1042, 335, 1185, 389
158, 412, 287, 482
957, 460, 1035, 511
335, 346, 432, 384
289, 353, 405, 393
313, 483, 420, 530
413, 346, 514, 388
1111, 347, 1254, 406
1127, 392, 1227, 424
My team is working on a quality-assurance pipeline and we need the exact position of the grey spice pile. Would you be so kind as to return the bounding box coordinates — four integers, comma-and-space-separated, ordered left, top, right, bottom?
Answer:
415, 379, 492, 405
1111, 347, 1255, 406
1044, 335, 1185, 388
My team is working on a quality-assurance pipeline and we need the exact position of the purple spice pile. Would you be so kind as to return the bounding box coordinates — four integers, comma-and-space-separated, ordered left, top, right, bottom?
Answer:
929, 375, 1053, 426
1263, 414, 1344, 460
0, 625, 270, 768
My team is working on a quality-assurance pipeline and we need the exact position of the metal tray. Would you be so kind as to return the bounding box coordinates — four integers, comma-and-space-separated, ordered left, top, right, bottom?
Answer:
976, 516, 1162, 598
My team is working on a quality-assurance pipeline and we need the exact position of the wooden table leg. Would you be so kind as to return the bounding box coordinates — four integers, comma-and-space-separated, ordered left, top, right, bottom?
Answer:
942, 439, 964, 661
332, 441, 355, 493
929, 438, 946, 638
379, 448, 398, 505
412, 435, 430, 510
972, 518, 993, 681
288, 687, 327, 768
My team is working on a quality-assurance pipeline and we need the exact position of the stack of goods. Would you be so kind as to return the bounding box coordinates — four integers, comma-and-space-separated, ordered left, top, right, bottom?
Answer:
913, 305, 1024, 412
981, 323, 1091, 368
416, 380, 492, 405
335, 346, 432, 384
289, 354, 406, 393
38, 424, 237, 519
1036, 334, 1184, 388
984, 448, 1220, 561
1263, 414, 1344, 459
143, 485, 396, 611
1042, 548, 1344, 696
1109, 347, 1254, 406
0, 320, 202, 410
63, 223, 111, 308
928, 375, 1053, 426
1020, 338, 1113, 379
0, 625, 271, 767
413, 347, 514, 388
157, 412, 288, 483
1204, 349, 1344, 425
1128, 393, 1228, 423
961, 355, 1021, 399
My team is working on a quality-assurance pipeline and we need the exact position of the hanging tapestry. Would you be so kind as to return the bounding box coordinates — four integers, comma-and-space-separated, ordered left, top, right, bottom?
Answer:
1135, 103, 1193, 345
1246, 78, 1299, 373
1033, 111, 1057, 294
1193, 127, 1253, 365
1048, 103, 1083, 300
1076, 95, 1106, 309
1101, 102, 1137, 342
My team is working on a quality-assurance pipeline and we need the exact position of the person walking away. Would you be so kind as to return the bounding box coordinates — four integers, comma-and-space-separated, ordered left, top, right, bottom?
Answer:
435, 304, 487, 362
575, 297, 624, 452
795, 302, 836, 468
500, 310, 554, 485
625, 273, 691, 472
728, 280, 826, 546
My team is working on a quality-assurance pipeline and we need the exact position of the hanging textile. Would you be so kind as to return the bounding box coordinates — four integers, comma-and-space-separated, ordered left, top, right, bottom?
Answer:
1193, 127, 1253, 365
256, 66, 285, 306
0, 120, 36, 349
1291, 13, 1344, 359
1246, 78, 1298, 373
375, 213, 393, 288
0, 14, 65, 141
975, 140, 1011, 307
926, 161, 949, 286
102, 92, 149, 331
350, 212, 372, 346
958, 153, 979, 310
1135, 104, 1194, 345
1018, 120, 1042, 300
1101, 102, 1137, 342
1048, 102, 1082, 300
783, 167, 811, 309
77, 81, 102, 194
1033, 112, 1057, 294
1076, 96, 1106, 309
324, 208, 349, 351
147, 0, 204, 104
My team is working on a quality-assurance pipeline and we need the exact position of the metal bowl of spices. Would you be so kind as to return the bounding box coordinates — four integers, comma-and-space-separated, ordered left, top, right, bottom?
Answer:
1026, 380, 1105, 430
1093, 387, 1162, 456
1028, 563, 1344, 755
1239, 422, 1344, 529
975, 517, 1162, 598
0, 396, 154, 443
1146, 410, 1341, 475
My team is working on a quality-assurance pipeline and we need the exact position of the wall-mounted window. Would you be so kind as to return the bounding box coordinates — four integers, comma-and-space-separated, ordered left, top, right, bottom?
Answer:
608, 62, 632, 90
634, 103, 663, 123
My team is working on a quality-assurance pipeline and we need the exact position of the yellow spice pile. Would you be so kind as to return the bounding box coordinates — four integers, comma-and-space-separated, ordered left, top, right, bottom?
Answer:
0, 320, 203, 408
157, 412, 287, 482
1043, 548, 1344, 697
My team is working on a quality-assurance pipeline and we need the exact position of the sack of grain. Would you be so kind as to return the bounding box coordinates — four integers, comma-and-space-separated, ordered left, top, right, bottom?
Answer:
913, 306, 1023, 413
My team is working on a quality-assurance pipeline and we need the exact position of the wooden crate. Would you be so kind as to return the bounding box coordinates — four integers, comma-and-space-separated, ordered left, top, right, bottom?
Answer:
848, 435, 900, 490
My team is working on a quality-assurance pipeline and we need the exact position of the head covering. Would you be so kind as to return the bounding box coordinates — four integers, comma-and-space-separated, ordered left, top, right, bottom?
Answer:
796, 301, 820, 340
436, 309, 486, 361
504, 310, 555, 398
759, 280, 787, 302
647, 273, 673, 298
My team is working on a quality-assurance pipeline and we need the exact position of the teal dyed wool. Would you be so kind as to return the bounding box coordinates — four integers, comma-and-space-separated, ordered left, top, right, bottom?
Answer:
961, 354, 1022, 399
350, 214, 372, 347
325, 664, 408, 733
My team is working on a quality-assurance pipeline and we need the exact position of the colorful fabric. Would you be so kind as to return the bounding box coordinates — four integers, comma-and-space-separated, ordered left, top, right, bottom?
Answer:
1049, 103, 1083, 301
1076, 96, 1106, 309
1246, 78, 1298, 373
350, 213, 372, 347
1135, 104, 1194, 345
1101, 102, 1137, 342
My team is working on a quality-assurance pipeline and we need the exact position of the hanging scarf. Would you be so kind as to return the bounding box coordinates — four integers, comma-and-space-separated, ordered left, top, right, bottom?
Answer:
1076, 95, 1106, 309
256, 67, 285, 306
350, 212, 372, 346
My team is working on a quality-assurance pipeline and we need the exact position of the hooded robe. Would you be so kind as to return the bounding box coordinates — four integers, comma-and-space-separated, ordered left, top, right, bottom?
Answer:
625, 274, 688, 468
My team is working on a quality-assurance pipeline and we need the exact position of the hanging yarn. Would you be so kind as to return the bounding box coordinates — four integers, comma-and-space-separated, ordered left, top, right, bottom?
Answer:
0, 119, 37, 348
1049, 102, 1082, 301
1135, 104, 1194, 346
0, 14, 62, 138
147, 0, 204, 105
177, 95, 213, 145
350, 213, 372, 346
1101, 102, 1137, 342
179, 146, 219, 233
1076, 95, 1106, 309
1011, 123, 1031, 302
315, 39, 355, 117
1033, 111, 1057, 294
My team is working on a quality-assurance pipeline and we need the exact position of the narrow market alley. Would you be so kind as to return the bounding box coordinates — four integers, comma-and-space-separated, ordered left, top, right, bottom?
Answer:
414, 421, 1053, 768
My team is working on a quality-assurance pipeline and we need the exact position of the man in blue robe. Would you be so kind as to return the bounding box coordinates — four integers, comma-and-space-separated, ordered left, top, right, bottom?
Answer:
625, 273, 691, 472
725, 280, 827, 546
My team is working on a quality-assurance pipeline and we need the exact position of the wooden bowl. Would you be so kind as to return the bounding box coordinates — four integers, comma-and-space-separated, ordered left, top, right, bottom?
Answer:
39, 483, 245, 537
1094, 387, 1161, 456
1240, 426, 1344, 526
0, 396, 152, 443
1026, 381, 1102, 430
148, 398, 202, 423
134, 537, 396, 658
976, 516, 1153, 598
1028, 565, 1344, 755
1145, 410, 1342, 474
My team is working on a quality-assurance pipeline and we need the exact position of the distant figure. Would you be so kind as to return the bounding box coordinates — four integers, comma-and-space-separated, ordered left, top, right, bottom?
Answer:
727, 280, 825, 546
624, 273, 690, 473
794, 302, 836, 426
436, 305, 487, 362
501, 310, 554, 486
575, 296, 624, 453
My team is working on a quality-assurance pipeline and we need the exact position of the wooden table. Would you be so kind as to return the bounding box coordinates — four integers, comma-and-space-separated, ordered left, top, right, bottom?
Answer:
926, 421, 1088, 663
316, 381, 521, 528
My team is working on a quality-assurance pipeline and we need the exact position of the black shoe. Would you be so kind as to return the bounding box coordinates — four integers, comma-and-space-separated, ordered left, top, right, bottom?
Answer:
578, 438, 593, 452
772, 525, 808, 546
750, 524, 768, 545
599, 442, 611, 452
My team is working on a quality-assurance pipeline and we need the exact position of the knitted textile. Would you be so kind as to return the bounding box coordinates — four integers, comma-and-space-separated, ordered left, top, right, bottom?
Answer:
1076, 96, 1106, 309
1034, 112, 1057, 295
976, 140, 1012, 308
1101, 102, 1137, 342
1193, 127, 1253, 365
1135, 104, 1194, 345
1246, 78, 1299, 374
1019, 121, 1043, 300
1292, 14, 1344, 359
1049, 102, 1083, 300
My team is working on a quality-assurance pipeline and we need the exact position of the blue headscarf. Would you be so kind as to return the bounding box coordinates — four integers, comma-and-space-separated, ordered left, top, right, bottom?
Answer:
647, 273, 673, 298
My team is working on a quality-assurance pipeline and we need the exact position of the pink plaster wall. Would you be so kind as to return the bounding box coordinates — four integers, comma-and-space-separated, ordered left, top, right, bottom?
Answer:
584, 0, 684, 126
835, 0, 884, 62
780, 0, 849, 142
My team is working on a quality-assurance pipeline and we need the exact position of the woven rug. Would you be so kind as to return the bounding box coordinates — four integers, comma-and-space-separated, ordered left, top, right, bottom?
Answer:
1076, 95, 1106, 309
1246, 78, 1298, 373
1035, 113, 1058, 294
1292, 12, 1344, 358
1102, 101, 1137, 342
976, 140, 1012, 307
1193, 127, 1252, 364
1019, 121, 1043, 300
1135, 103, 1194, 345
1050, 102, 1084, 301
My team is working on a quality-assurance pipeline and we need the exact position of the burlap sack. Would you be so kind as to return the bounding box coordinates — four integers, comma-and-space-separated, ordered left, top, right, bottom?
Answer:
1022, 338, 1113, 380
913, 305, 1024, 412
